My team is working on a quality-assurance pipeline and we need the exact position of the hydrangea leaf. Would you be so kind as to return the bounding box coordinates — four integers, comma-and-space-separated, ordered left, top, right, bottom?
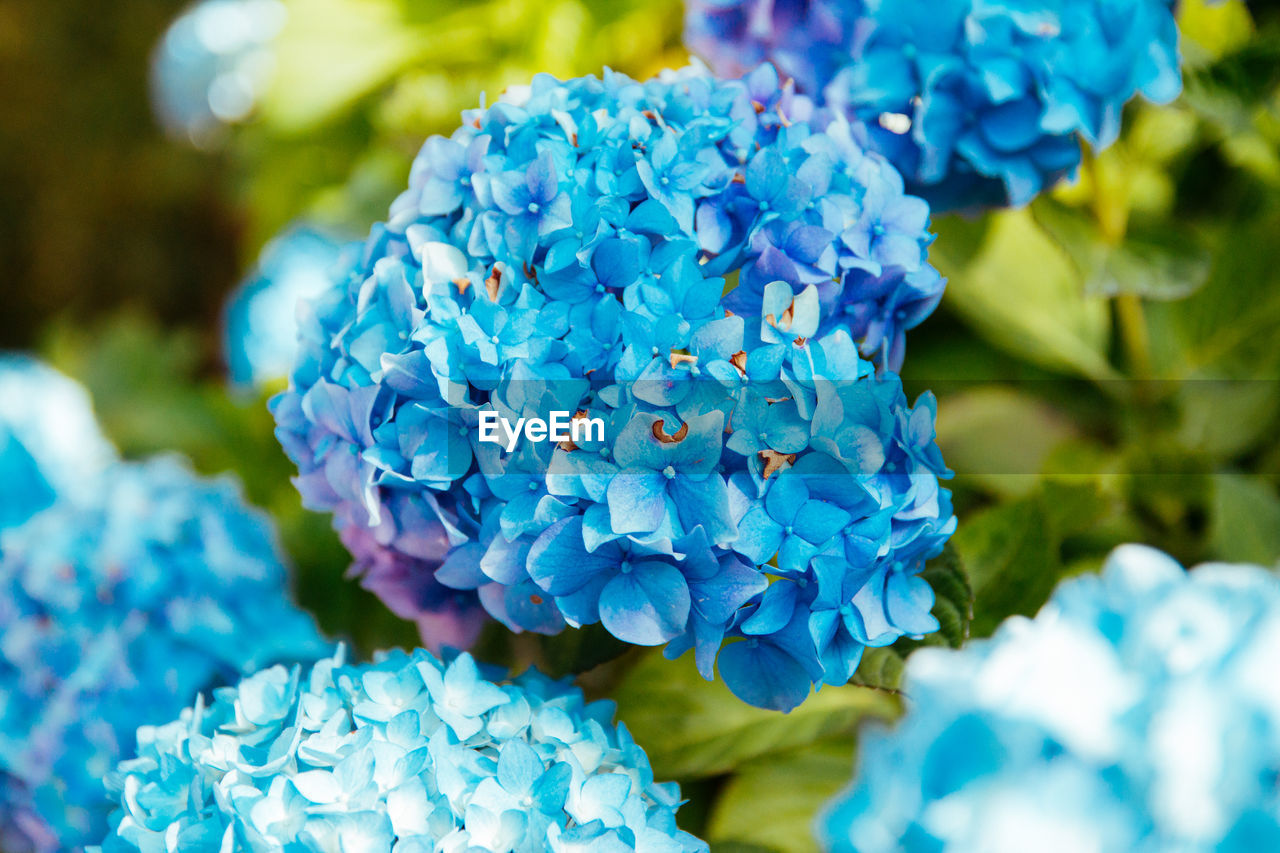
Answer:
1032, 198, 1212, 302
611, 651, 898, 779
261, 0, 429, 130
953, 479, 1110, 636
932, 386, 1079, 500
1209, 473, 1280, 566
706, 738, 859, 853
933, 210, 1116, 381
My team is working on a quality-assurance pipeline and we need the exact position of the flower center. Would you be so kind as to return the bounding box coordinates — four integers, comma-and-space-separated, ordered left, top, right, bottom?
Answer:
662, 465, 676, 480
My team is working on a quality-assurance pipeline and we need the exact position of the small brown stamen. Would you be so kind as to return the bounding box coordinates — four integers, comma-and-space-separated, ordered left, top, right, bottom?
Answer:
485, 266, 502, 301
652, 420, 690, 444
758, 449, 797, 479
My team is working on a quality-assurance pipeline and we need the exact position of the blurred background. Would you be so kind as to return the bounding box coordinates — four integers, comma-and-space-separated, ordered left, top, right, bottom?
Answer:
2, 1, 1279, 848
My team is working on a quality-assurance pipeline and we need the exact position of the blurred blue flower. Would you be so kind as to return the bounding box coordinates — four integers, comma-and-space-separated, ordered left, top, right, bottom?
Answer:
0, 456, 326, 852
93, 647, 708, 853
684, 0, 867, 95
820, 544, 1280, 852
149, 0, 286, 147
0, 356, 116, 530
223, 225, 349, 390
272, 65, 954, 709
686, 0, 1184, 209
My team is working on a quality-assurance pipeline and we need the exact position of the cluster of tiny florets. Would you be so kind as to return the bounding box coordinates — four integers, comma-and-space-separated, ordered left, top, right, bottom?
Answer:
684, 0, 867, 97
687, 0, 1184, 208
94, 647, 707, 853
0, 455, 326, 852
821, 545, 1280, 852
272, 64, 955, 710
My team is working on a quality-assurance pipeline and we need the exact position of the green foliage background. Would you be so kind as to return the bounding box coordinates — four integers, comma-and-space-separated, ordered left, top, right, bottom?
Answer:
3, 1, 1279, 850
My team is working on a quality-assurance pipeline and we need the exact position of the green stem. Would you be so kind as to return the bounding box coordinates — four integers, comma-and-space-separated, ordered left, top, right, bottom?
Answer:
1115, 292, 1152, 383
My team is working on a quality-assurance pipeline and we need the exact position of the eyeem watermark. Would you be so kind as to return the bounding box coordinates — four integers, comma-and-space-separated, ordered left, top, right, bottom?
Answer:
478, 410, 605, 452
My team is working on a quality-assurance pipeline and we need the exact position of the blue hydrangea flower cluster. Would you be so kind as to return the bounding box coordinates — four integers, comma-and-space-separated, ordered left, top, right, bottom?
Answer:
224, 225, 349, 390
150, 0, 286, 146
686, 0, 1184, 208
94, 647, 708, 852
272, 64, 955, 710
0, 355, 116, 530
0, 455, 326, 853
820, 545, 1280, 852
683, 0, 867, 97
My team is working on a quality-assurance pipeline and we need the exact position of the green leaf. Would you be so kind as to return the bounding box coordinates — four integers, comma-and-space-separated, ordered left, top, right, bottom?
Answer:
934, 386, 1080, 498
1033, 199, 1212, 302
951, 481, 1109, 636
1146, 213, 1280, 377
1210, 474, 1280, 565
919, 545, 974, 650
1178, 379, 1280, 460
706, 738, 858, 853
1178, 0, 1255, 65
611, 651, 898, 780
932, 210, 1116, 380
264, 0, 432, 131
952, 496, 1056, 636
848, 646, 908, 693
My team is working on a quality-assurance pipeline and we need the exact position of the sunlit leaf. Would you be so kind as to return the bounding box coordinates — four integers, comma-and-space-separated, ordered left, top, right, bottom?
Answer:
933, 210, 1116, 380
612, 651, 898, 779
707, 738, 858, 853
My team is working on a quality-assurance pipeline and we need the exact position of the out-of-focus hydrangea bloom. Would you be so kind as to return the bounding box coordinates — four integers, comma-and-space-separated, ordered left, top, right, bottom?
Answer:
272, 64, 955, 710
0, 356, 116, 530
0, 456, 327, 853
224, 225, 348, 390
686, 0, 1183, 208
820, 544, 1280, 852
149, 0, 286, 146
94, 647, 708, 852
684, 0, 867, 96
